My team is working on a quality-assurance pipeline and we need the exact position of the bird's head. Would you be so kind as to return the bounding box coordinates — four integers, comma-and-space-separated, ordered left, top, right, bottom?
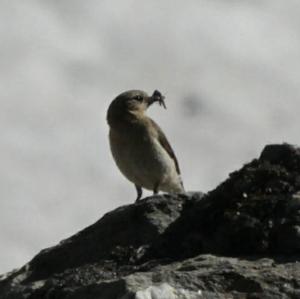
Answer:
107, 90, 166, 125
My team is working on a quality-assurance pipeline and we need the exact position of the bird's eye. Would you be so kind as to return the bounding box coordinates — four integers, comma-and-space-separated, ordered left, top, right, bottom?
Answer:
133, 95, 143, 102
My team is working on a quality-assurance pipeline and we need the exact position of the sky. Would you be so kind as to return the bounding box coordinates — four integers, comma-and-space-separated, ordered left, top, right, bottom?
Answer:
1, 0, 300, 274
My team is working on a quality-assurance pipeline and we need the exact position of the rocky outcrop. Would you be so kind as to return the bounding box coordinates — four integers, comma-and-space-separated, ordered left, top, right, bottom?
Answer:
1, 143, 300, 298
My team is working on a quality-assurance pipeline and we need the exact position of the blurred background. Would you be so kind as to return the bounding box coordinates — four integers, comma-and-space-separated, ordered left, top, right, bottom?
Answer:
1, 0, 299, 273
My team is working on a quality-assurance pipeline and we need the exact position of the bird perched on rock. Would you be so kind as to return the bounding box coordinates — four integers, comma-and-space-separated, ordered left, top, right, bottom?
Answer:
107, 89, 184, 201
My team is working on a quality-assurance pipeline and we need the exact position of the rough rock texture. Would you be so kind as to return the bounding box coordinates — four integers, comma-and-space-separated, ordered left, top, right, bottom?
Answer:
1, 143, 300, 299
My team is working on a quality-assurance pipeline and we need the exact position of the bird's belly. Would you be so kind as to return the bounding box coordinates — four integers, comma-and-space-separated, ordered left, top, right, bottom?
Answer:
109, 131, 181, 192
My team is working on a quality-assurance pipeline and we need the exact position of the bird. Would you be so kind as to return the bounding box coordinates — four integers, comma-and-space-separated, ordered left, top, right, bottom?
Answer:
107, 89, 184, 201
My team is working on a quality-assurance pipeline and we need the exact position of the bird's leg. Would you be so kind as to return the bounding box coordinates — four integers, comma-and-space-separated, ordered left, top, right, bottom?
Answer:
135, 185, 143, 202
153, 182, 159, 196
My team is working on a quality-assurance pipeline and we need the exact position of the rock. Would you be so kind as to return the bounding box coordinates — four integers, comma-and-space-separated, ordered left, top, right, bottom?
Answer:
11, 194, 194, 283
1, 144, 300, 298
146, 144, 300, 260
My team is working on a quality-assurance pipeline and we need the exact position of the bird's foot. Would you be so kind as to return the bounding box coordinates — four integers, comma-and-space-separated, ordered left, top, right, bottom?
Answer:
135, 185, 143, 202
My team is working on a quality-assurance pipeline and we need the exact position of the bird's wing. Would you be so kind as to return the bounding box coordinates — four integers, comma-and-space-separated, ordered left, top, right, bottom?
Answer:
149, 119, 181, 175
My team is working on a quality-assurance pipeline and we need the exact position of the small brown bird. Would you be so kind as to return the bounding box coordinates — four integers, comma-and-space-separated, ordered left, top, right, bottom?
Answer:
107, 90, 184, 201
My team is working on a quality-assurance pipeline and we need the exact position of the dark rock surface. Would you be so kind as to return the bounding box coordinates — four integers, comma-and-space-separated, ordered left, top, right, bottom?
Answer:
1, 143, 300, 298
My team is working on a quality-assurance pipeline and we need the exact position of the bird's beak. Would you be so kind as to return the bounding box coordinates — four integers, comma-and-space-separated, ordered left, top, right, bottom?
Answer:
147, 90, 167, 109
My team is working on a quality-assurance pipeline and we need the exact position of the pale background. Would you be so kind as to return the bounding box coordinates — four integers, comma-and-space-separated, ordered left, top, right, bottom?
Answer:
1, 0, 299, 273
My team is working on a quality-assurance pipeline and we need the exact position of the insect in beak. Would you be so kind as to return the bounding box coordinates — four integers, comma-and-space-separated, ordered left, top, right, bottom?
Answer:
149, 90, 167, 109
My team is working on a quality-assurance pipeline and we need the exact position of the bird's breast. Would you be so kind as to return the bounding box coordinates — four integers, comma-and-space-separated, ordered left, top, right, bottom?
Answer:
109, 126, 180, 191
